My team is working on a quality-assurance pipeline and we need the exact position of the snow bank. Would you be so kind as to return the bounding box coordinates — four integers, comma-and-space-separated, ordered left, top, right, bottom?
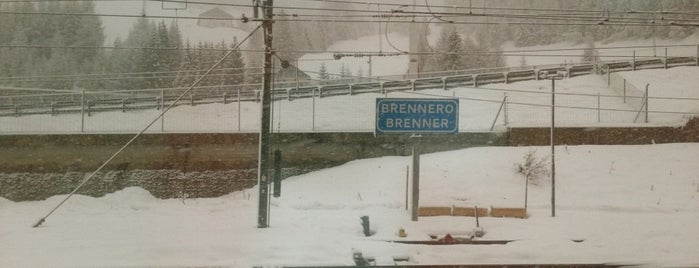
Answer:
2, 143, 698, 267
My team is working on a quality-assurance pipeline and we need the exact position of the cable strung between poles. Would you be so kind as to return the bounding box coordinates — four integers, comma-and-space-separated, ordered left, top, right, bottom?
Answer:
31, 24, 262, 228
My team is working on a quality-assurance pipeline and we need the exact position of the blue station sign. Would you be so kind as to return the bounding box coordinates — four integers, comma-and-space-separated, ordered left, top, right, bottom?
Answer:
375, 98, 459, 134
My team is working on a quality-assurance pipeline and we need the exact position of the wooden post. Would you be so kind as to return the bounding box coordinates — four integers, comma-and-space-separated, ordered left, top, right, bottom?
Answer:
237, 89, 241, 131
160, 90, 165, 132
645, 84, 649, 123
81, 90, 85, 132
597, 93, 601, 123
405, 165, 409, 211
312, 87, 317, 131
623, 79, 627, 103
504, 93, 509, 126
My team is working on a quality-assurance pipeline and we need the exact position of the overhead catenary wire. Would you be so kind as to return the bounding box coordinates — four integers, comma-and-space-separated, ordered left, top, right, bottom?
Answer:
3, 0, 698, 16
2, 43, 696, 56
294, 0, 699, 16
30, 23, 263, 228
1, 8, 697, 27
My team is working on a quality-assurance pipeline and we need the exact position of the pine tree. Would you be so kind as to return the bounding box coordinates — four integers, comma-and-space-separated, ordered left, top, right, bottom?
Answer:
223, 39, 246, 88
318, 63, 330, 80
440, 28, 466, 71
167, 21, 183, 85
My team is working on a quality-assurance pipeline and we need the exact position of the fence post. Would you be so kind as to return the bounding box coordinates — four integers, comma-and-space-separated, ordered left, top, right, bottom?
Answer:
696, 45, 698, 66
606, 66, 611, 86
597, 93, 601, 123
442, 77, 447, 90
623, 79, 627, 103
349, 84, 354, 95
380, 82, 385, 95
237, 89, 241, 131
632, 51, 636, 71
411, 80, 415, 91
504, 72, 509, 84
160, 89, 165, 132
223, 93, 228, 104
473, 75, 478, 87
190, 93, 194, 106
645, 84, 649, 123
312, 87, 317, 131
504, 93, 509, 126
81, 90, 85, 132
593, 55, 598, 74
664, 48, 668, 69
490, 95, 508, 131
121, 98, 126, 112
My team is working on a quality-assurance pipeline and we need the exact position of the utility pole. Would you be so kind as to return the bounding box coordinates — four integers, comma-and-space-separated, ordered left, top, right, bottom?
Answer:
550, 77, 556, 218
257, 0, 273, 228
539, 70, 565, 218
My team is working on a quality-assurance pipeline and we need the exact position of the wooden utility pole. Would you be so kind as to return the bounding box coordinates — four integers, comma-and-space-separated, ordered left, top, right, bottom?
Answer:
257, 0, 273, 228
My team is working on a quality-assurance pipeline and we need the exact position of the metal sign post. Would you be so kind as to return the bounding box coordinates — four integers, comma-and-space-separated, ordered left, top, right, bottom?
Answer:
375, 98, 459, 221
410, 134, 421, 221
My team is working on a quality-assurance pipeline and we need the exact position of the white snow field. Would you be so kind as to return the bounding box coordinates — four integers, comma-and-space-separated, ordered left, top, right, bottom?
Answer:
1, 143, 698, 267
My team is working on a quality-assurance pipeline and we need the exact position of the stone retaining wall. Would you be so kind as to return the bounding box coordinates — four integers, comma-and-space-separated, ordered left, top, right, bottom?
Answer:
2, 117, 697, 201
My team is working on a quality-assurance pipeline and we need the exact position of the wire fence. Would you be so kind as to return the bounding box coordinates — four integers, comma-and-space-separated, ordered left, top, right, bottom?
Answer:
1, 56, 698, 133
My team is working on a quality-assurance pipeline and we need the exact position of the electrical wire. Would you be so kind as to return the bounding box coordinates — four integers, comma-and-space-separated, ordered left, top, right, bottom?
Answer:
4, 43, 696, 58
383, 12, 407, 54
4, 0, 698, 16
294, 0, 699, 16
30, 23, 263, 228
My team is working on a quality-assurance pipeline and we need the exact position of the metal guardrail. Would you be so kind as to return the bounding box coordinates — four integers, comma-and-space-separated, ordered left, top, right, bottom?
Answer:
0, 56, 696, 117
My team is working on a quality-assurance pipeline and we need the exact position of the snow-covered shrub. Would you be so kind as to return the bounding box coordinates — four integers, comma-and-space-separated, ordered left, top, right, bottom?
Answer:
515, 150, 550, 185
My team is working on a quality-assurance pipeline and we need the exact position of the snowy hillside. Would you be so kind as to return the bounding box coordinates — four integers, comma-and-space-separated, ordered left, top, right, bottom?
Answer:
297, 27, 699, 78
1, 67, 697, 134
2, 143, 697, 266
95, 0, 250, 44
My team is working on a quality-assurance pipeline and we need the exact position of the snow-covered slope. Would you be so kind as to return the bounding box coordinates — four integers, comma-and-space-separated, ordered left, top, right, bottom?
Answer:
2, 143, 698, 266
2, 67, 697, 134
95, 0, 250, 44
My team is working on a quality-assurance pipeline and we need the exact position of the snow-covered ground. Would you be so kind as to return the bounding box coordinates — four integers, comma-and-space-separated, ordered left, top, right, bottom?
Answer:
1, 143, 698, 267
1, 67, 697, 134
